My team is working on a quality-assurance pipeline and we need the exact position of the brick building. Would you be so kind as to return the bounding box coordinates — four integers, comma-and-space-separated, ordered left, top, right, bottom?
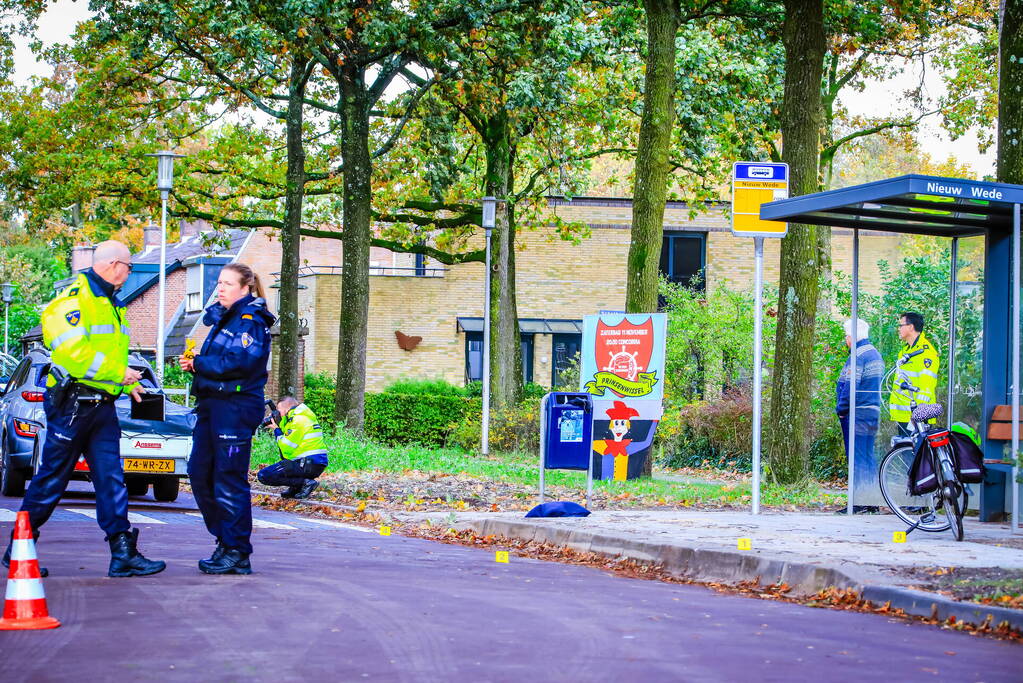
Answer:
229, 197, 901, 392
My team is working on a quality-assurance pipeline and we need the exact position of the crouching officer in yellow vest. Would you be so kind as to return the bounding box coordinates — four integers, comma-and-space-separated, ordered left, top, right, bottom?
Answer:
256, 397, 328, 499
890, 311, 940, 434
3, 241, 165, 578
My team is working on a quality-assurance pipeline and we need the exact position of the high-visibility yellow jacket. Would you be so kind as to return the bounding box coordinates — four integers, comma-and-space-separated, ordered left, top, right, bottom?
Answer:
889, 332, 940, 423
274, 403, 328, 465
42, 270, 134, 397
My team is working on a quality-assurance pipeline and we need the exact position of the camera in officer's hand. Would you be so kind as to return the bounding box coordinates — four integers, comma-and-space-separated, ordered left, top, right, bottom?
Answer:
261, 399, 281, 429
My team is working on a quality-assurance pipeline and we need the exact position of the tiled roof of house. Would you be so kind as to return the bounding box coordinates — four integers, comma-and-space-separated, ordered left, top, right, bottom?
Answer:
165, 311, 204, 357
133, 229, 250, 264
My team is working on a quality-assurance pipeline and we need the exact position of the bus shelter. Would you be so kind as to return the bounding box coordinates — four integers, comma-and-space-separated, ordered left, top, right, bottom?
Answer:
761, 174, 1022, 531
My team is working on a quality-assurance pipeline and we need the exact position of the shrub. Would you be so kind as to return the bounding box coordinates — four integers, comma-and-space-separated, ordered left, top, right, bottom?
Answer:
382, 377, 467, 396
303, 386, 335, 425
658, 387, 847, 480
658, 389, 754, 472
447, 397, 541, 453
522, 382, 547, 400
365, 392, 481, 446
305, 371, 336, 390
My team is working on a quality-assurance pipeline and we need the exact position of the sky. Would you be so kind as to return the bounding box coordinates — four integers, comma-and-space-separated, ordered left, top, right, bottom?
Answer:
12, 1, 997, 179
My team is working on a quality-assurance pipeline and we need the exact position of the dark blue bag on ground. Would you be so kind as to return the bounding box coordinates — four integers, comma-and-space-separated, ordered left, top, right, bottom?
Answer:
524, 502, 591, 518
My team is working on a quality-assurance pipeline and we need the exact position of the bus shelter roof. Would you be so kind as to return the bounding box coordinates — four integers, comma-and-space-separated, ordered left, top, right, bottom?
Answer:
759, 174, 1023, 237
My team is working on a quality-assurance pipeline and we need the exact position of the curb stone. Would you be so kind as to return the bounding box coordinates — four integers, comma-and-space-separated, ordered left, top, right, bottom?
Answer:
456, 517, 1023, 632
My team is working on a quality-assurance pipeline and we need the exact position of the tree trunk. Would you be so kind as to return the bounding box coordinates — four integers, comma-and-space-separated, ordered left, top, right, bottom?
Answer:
627, 0, 678, 478
277, 57, 308, 399
999, 0, 1023, 184
333, 67, 371, 430
484, 112, 523, 408
627, 0, 679, 315
766, 0, 826, 484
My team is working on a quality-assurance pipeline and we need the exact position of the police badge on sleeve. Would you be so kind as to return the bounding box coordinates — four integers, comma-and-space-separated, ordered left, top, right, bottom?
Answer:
241, 332, 253, 348
65, 310, 81, 326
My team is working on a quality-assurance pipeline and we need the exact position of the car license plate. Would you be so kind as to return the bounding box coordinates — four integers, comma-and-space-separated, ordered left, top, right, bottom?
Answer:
123, 458, 175, 473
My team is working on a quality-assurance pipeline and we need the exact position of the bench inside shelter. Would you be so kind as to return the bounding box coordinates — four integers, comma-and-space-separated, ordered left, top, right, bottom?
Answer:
982, 405, 1019, 522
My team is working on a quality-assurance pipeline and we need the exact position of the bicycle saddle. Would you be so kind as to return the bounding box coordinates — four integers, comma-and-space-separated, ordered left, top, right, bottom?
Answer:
911, 403, 943, 422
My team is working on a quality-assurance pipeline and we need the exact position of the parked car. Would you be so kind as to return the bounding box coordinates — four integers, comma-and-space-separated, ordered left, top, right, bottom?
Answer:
0, 348, 195, 501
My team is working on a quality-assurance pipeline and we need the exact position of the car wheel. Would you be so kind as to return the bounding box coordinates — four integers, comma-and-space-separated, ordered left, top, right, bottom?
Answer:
126, 476, 149, 497
153, 477, 179, 502
0, 434, 26, 497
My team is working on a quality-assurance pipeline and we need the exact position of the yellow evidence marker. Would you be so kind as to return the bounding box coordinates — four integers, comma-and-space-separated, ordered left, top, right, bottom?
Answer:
495, 551, 509, 563
379, 526, 391, 536
892, 531, 906, 543
737, 538, 752, 551
183, 338, 197, 359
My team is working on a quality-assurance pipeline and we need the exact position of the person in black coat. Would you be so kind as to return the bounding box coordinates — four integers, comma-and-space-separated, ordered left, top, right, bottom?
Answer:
179, 263, 275, 574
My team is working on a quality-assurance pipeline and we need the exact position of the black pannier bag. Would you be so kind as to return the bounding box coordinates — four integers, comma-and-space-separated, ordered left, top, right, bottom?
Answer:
949, 432, 986, 483
908, 437, 939, 496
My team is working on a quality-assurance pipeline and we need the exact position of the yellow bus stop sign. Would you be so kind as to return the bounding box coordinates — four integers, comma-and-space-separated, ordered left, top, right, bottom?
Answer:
732, 162, 789, 237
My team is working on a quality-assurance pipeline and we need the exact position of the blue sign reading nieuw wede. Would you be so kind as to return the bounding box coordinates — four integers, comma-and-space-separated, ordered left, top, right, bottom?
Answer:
734, 162, 788, 182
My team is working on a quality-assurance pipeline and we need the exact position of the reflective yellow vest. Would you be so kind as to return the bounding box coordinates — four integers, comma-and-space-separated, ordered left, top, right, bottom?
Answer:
42, 272, 133, 397
889, 332, 940, 423
276, 404, 328, 462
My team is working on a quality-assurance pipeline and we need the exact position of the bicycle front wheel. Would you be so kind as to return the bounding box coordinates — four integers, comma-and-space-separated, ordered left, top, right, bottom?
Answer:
879, 445, 950, 532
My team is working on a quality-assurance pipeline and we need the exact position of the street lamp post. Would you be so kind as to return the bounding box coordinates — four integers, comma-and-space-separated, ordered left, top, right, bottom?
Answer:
1, 283, 14, 356
145, 150, 185, 381
481, 196, 496, 456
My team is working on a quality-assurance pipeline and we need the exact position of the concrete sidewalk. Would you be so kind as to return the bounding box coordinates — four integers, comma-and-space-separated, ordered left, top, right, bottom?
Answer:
387, 507, 1023, 631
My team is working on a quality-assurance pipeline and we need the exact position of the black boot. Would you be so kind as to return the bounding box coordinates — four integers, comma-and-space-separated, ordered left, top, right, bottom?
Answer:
108, 528, 166, 577
293, 479, 319, 500
202, 539, 226, 565
3, 529, 47, 577
198, 548, 251, 575
280, 485, 301, 499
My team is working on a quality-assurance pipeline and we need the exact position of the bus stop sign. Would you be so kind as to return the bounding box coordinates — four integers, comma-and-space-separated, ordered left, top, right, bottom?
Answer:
732, 162, 789, 237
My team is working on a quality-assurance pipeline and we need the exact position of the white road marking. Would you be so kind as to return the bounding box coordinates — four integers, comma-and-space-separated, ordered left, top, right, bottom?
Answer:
64, 508, 165, 524
128, 512, 167, 525
251, 518, 296, 530
0, 509, 18, 522
298, 517, 374, 533
185, 511, 296, 530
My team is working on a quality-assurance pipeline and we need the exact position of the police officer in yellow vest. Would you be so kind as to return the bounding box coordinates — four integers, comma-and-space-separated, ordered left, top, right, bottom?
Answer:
3, 241, 165, 578
256, 397, 328, 499
890, 311, 940, 433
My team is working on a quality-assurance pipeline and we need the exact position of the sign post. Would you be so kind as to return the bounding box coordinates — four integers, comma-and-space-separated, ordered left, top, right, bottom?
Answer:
732, 161, 789, 515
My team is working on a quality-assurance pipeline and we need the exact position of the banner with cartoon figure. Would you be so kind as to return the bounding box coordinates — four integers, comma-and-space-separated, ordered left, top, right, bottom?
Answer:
581, 313, 667, 480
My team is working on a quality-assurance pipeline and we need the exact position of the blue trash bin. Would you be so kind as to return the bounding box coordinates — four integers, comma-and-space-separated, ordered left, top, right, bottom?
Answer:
543, 392, 593, 470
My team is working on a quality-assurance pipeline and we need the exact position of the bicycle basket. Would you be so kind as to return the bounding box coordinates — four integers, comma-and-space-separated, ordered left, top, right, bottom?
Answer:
911, 403, 943, 422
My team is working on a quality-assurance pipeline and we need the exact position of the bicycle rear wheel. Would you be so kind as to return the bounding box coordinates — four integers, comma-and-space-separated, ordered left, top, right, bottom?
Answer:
878, 445, 950, 532
935, 450, 966, 541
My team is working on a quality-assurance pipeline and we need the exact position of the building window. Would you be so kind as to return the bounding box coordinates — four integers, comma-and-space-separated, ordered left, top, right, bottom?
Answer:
185, 265, 203, 312
464, 332, 534, 385
414, 253, 426, 277
551, 334, 582, 388
659, 233, 706, 290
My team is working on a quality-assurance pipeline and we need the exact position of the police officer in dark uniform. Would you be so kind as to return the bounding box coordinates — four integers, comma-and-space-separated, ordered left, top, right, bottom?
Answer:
3, 240, 165, 578
179, 262, 274, 574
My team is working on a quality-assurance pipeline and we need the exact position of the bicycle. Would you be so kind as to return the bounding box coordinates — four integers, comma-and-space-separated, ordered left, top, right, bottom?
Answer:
877, 356, 967, 541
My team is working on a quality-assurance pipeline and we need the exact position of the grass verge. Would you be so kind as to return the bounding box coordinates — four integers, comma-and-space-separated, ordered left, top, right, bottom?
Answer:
251, 427, 845, 512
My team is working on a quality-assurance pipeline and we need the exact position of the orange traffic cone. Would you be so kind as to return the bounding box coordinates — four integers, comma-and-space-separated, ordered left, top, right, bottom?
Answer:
0, 511, 59, 630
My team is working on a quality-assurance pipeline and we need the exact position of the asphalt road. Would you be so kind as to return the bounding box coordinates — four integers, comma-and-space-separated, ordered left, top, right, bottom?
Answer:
0, 485, 1020, 682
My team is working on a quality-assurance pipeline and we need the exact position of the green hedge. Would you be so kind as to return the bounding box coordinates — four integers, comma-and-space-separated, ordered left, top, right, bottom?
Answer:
302, 386, 481, 447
